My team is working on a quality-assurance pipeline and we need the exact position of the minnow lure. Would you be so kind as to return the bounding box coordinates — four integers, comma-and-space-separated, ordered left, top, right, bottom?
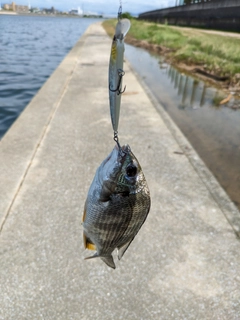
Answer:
108, 17, 131, 135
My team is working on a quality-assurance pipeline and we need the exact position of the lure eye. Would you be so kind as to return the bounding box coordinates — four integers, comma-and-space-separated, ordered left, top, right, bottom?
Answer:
126, 164, 137, 177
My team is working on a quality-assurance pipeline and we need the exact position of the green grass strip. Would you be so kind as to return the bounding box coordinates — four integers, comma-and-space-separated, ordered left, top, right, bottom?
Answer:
103, 18, 240, 80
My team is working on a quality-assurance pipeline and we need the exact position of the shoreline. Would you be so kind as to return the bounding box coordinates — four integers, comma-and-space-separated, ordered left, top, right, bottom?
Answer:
0, 11, 103, 18
102, 19, 240, 101
0, 11, 17, 15
124, 36, 240, 98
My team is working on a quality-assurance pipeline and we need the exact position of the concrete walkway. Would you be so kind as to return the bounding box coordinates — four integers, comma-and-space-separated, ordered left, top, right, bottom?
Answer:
0, 22, 240, 319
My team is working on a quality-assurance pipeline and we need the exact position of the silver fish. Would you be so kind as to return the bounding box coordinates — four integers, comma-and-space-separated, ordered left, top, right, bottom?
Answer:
82, 144, 151, 269
108, 18, 131, 133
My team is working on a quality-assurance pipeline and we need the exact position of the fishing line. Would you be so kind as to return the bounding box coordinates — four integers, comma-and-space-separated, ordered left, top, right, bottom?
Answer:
114, 131, 121, 149
118, 0, 122, 20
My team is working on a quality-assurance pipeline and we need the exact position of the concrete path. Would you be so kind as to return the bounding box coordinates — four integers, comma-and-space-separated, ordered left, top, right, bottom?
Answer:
0, 22, 240, 319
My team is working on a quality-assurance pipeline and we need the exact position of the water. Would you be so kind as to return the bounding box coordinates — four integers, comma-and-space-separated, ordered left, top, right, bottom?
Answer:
0, 15, 101, 138
125, 44, 240, 209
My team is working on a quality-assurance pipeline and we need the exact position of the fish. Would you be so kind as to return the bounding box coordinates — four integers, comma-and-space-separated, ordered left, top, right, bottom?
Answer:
82, 144, 151, 269
108, 18, 131, 133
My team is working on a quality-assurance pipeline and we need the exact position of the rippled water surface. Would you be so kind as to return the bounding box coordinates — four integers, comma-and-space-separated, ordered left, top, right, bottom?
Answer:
0, 15, 101, 138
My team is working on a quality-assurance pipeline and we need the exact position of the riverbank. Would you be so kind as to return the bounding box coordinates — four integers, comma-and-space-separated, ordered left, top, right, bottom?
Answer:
0, 10, 17, 14
103, 19, 240, 98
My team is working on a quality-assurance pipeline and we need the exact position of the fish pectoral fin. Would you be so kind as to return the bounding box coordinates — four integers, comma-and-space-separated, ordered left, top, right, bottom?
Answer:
82, 202, 87, 222
99, 182, 113, 202
117, 239, 134, 260
85, 253, 116, 269
83, 232, 96, 251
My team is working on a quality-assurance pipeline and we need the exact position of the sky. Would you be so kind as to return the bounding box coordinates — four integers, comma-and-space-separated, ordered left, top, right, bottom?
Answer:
12, 0, 176, 16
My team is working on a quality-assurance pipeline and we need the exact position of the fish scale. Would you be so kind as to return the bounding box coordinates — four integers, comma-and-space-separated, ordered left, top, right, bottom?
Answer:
86, 194, 134, 247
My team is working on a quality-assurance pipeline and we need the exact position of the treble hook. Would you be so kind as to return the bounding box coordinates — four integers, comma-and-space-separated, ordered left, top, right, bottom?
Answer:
109, 69, 126, 95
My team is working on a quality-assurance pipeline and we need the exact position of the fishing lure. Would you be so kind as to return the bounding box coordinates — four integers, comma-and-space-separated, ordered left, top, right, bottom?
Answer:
108, 10, 131, 138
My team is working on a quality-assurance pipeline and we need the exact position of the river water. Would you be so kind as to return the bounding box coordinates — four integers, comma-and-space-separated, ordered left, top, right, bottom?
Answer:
0, 14, 101, 137
0, 15, 239, 209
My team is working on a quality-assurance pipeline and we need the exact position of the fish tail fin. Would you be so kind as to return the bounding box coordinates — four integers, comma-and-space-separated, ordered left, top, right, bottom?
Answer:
117, 239, 133, 260
100, 255, 116, 269
84, 253, 116, 269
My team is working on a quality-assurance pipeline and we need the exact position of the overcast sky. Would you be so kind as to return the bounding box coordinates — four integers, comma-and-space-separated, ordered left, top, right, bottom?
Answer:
13, 0, 176, 16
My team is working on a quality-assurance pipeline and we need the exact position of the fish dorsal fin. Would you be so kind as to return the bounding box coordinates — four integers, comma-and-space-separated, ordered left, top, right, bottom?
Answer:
83, 232, 96, 251
115, 18, 131, 38
117, 239, 133, 260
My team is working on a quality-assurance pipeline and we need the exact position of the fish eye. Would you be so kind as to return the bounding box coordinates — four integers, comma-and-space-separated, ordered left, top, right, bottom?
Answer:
126, 164, 137, 177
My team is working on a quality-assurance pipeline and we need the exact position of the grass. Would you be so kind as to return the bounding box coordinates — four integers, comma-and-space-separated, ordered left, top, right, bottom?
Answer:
102, 18, 240, 82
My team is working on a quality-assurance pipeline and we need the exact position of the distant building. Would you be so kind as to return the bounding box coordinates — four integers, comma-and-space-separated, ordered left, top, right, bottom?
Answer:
3, 2, 29, 13
42, 6, 56, 14
78, 6, 83, 15
3, 3, 11, 10
69, 9, 78, 15
30, 7, 40, 13
69, 6, 83, 16
15, 4, 29, 13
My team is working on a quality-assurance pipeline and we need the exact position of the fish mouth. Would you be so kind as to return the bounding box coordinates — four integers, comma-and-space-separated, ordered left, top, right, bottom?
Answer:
120, 144, 131, 154
114, 144, 131, 164
101, 145, 119, 169
98, 144, 132, 189
102, 143, 130, 169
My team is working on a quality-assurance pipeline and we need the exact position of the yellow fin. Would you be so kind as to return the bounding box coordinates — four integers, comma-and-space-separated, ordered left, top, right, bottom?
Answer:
83, 232, 96, 251
86, 242, 96, 251
82, 202, 87, 222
